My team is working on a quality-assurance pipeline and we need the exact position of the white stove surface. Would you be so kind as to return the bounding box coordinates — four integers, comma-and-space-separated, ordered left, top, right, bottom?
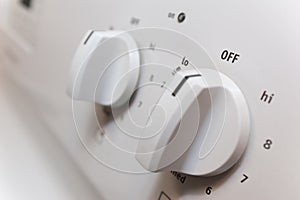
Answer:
0, 72, 102, 200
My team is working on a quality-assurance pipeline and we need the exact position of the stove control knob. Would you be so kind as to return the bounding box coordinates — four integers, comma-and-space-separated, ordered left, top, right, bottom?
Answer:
67, 30, 140, 107
136, 69, 250, 176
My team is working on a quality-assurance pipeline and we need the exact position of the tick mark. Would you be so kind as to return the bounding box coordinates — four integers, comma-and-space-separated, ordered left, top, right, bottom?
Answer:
184, 74, 202, 79
172, 74, 202, 97
84, 30, 94, 45
241, 174, 248, 183
172, 78, 187, 97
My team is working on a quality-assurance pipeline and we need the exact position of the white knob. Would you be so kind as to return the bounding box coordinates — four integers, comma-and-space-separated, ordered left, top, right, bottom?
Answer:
67, 30, 140, 107
136, 69, 250, 176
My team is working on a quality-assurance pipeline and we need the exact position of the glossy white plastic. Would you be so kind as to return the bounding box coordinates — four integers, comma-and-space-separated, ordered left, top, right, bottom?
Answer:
136, 69, 250, 176
67, 30, 140, 107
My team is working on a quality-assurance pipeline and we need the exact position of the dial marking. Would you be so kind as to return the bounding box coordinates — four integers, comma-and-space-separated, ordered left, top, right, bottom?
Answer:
172, 74, 202, 97
84, 30, 94, 45
241, 174, 249, 183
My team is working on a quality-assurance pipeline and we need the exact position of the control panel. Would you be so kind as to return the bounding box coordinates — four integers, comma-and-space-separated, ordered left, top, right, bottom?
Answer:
1, 0, 300, 199
68, 29, 250, 176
